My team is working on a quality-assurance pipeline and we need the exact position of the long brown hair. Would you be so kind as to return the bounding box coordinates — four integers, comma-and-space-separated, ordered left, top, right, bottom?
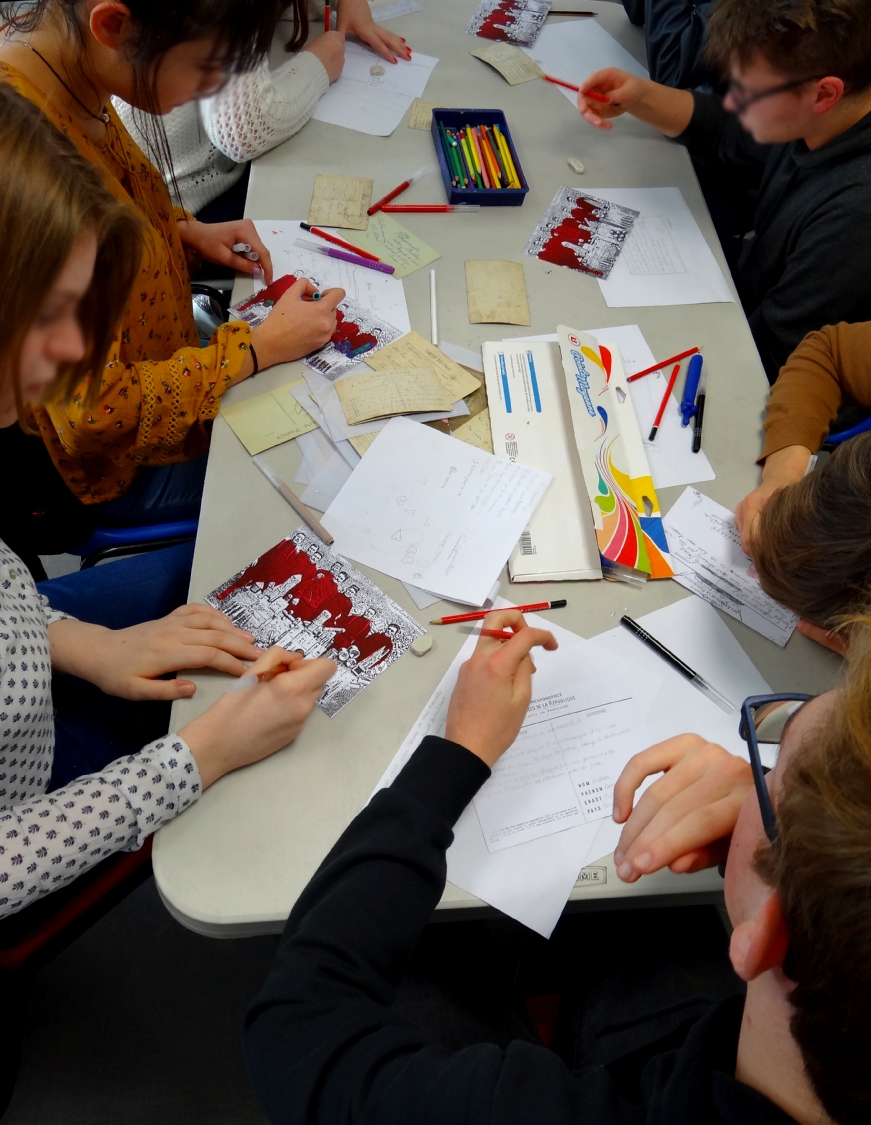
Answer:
752, 434, 871, 629
756, 613, 871, 1123
0, 82, 143, 411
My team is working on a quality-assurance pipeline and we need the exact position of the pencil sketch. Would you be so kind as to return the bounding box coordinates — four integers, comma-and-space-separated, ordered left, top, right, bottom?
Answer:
466, 0, 551, 47
525, 187, 639, 279
206, 527, 424, 717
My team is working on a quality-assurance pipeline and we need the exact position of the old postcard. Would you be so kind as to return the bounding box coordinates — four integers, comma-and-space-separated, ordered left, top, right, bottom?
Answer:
343, 212, 441, 278
465, 259, 531, 325
335, 368, 451, 425
220, 379, 318, 456
364, 330, 480, 400
469, 41, 543, 84
308, 173, 374, 230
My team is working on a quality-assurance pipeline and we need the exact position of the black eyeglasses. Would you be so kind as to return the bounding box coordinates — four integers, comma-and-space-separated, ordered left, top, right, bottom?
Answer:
726, 76, 825, 115
738, 694, 813, 843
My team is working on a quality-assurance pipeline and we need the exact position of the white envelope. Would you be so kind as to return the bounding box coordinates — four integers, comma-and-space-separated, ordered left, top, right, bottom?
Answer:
483, 340, 601, 582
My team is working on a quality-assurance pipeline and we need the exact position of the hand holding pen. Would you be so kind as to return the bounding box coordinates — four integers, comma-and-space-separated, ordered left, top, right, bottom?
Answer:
249, 277, 345, 370
177, 218, 273, 283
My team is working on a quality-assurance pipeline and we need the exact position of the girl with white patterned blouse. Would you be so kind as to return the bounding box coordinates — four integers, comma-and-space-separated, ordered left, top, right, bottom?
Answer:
0, 84, 336, 919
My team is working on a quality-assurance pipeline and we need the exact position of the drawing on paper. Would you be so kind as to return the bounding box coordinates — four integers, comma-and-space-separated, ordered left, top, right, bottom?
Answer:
466, 0, 551, 47
230, 274, 403, 380
206, 527, 424, 717
525, 187, 639, 280
558, 328, 673, 579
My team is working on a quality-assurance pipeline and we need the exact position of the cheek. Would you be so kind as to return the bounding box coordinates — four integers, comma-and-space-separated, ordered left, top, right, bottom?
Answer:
18, 331, 47, 385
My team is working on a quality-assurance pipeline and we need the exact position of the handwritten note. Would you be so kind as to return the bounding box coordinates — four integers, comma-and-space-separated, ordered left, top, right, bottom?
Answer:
343, 212, 441, 278
348, 431, 379, 457
470, 41, 544, 84
452, 408, 494, 453
220, 379, 318, 455
308, 174, 373, 230
663, 488, 798, 646
335, 368, 452, 425
323, 416, 552, 605
365, 330, 480, 401
465, 260, 531, 325
408, 98, 455, 129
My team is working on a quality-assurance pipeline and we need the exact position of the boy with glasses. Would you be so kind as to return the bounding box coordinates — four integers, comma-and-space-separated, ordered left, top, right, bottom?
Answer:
577, 0, 871, 384
244, 607, 871, 1123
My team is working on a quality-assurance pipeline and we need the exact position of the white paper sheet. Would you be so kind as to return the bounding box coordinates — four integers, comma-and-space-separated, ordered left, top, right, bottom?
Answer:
312, 41, 438, 136
300, 454, 354, 512
504, 325, 715, 490
370, 0, 423, 22
663, 488, 798, 646
401, 577, 500, 612
251, 221, 411, 334
373, 605, 662, 936
323, 418, 551, 605
438, 340, 485, 374
590, 189, 735, 307
288, 387, 361, 470
521, 19, 647, 105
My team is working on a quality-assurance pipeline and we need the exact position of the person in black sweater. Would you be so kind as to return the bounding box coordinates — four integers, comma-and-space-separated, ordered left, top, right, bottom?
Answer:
621, 0, 717, 89
577, 0, 871, 384
244, 607, 871, 1124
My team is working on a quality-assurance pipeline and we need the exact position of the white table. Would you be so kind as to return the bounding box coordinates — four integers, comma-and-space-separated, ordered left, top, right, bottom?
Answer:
153, 1, 843, 937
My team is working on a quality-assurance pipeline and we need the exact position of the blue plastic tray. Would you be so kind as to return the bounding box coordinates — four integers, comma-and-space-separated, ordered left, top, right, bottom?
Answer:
431, 109, 528, 207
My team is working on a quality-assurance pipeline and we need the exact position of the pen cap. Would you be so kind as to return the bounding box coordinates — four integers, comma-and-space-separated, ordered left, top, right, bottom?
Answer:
679, 353, 704, 426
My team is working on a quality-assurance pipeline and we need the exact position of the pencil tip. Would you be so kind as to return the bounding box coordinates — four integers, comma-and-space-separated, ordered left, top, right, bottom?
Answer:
429, 618, 442, 625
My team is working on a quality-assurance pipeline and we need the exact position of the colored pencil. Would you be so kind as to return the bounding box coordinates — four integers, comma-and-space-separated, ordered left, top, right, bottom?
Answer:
626, 347, 700, 383
468, 126, 491, 188
299, 223, 382, 262
478, 125, 502, 185
648, 363, 681, 441
324, 2, 330, 31
494, 124, 520, 186
484, 125, 508, 184
438, 121, 460, 185
475, 628, 516, 641
431, 600, 568, 625
543, 74, 610, 102
452, 128, 474, 186
461, 130, 482, 188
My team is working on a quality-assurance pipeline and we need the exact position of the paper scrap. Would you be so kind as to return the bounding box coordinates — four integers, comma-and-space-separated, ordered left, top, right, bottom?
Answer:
467, 0, 551, 48
220, 379, 317, 456
470, 41, 544, 84
465, 260, 531, 325
452, 407, 493, 453
206, 527, 423, 717
662, 488, 798, 646
335, 368, 451, 425
364, 329, 480, 401
308, 174, 373, 230
348, 431, 379, 457
323, 417, 551, 605
342, 212, 441, 278
525, 187, 639, 280
409, 98, 454, 129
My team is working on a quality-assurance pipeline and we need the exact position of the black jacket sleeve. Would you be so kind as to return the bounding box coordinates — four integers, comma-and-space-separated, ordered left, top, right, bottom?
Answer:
243, 736, 637, 1125
674, 92, 770, 194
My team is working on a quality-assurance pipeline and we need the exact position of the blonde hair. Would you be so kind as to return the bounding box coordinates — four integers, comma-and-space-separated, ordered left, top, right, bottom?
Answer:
0, 82, 144, 412
756, 613, 871, 1123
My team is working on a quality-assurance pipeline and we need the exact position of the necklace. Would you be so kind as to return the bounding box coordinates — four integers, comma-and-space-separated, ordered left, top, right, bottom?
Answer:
17, 39, 110, 124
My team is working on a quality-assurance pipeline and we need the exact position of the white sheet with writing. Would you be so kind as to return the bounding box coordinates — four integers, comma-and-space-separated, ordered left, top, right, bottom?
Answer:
323, 417, 551, 605
663, 488, 798, 646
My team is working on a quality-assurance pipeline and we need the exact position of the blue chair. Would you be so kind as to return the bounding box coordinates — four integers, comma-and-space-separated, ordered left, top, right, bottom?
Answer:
822, 414, 871, 449
74, 519, 199, 570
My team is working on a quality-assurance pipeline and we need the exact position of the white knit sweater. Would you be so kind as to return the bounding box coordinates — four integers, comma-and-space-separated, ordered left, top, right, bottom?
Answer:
115, 49, 329, 214
0, 540, 201, 918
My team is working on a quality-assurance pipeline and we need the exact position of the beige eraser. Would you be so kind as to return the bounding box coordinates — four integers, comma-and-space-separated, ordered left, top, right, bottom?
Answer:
411, 634, 433, 657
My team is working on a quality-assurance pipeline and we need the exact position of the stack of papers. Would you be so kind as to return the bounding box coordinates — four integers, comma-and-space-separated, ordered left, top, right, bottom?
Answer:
373, 595, 770, 936
312, 41, 439, 136
323, 417, 552, 606
663, 488, 799, 646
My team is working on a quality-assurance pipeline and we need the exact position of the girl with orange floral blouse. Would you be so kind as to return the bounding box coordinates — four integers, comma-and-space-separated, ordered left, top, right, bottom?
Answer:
0, 0, 344, 570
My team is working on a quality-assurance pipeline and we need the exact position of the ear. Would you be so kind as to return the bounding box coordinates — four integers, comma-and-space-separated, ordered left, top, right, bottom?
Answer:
88, 2, 134, 51
729, 892, 790, 981
812, 76, 845, 115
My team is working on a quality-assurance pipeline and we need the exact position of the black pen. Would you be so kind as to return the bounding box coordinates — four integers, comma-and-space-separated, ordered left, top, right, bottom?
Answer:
619, 615, 734, 713
692, 382, 706, 453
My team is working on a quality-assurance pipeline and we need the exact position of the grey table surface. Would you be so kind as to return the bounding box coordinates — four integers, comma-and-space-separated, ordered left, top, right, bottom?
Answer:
152, 1, 842, 937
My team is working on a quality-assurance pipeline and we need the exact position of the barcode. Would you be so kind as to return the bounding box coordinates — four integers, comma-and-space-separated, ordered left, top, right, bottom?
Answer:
504, 441, 519, 461
519, 532, 536, 556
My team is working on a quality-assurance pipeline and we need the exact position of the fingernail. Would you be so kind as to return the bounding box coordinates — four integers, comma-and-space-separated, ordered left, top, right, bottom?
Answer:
612, 804, 621, 822
635, 851, 651, 871
613, 846, 624, 863
179, 683, 195, 696
617, 861, 634, 881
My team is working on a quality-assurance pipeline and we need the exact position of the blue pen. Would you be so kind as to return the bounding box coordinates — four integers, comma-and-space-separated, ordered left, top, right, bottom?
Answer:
679, 353, 704, 427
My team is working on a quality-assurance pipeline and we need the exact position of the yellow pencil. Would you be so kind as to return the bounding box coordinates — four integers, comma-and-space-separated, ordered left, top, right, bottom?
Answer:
461, 131, 481, 188
494, 125, 520, 188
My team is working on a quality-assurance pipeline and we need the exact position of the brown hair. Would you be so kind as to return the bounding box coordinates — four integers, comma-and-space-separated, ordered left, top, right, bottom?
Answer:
755, 614, 871, 1123
751, 434, 871, 629
704, 0, 871, 94
0, 82, 143, 411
